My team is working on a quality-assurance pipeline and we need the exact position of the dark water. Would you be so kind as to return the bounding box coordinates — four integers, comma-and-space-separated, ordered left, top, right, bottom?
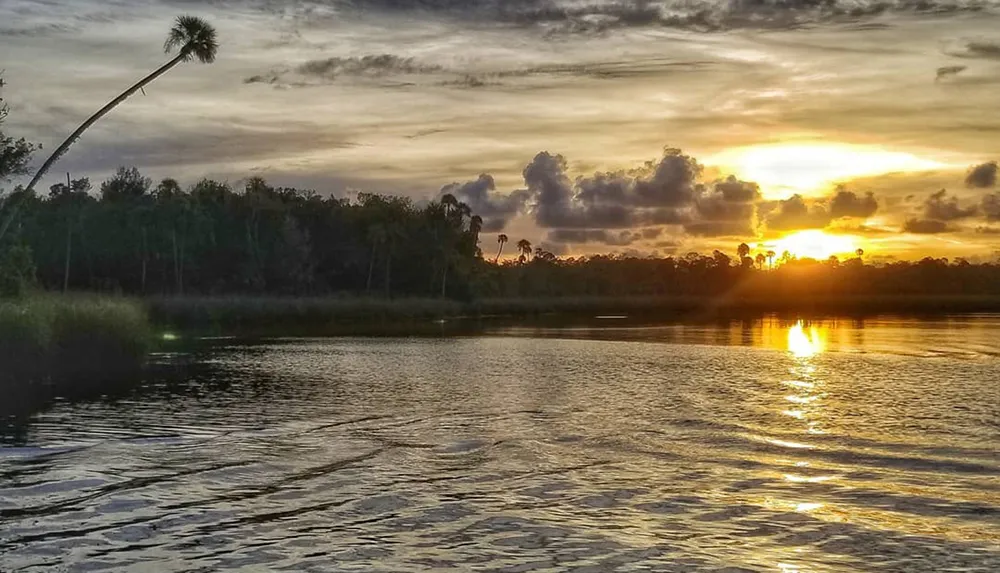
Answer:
2, 317, 1000, 572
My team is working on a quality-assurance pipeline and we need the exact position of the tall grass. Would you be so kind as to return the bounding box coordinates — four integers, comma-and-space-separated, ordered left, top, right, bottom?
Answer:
0, 295, 152, 385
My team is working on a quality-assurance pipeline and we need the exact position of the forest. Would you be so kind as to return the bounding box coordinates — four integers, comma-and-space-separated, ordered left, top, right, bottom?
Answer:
2, 165, 1000, 304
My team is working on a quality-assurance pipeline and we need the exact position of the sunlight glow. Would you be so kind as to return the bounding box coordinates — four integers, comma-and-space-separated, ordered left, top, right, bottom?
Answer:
787, 322, 826, 358
709, 142, 945, 197
769, 230, 857, 261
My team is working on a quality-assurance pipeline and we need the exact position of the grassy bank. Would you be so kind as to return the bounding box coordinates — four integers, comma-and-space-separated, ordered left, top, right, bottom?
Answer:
0, 295, 153, 388
147, 293, 1000, 337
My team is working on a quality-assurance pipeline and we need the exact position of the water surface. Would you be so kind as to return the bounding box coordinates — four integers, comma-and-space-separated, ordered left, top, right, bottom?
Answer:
2, 317, 1000, 572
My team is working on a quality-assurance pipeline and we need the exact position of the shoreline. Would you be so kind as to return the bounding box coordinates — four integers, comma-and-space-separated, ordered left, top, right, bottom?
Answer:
148, 294, 1000, 337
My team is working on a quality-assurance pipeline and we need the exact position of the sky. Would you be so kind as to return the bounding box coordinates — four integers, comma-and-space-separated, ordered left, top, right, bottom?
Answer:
2, 0, 1000, 261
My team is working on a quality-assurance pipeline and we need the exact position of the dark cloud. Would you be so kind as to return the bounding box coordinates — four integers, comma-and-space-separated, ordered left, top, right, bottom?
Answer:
299, 55, 443, 78
982, 193, 1000, 221
653, 239, 680, 253
519, 148, 761, 238
895, 189, 979, 234
632, 148, 704, 207
685, 176, 760, 236
438, 174, 529, 231
246, 54, 443, 86
763, 195, 832, 231
965, 161, 998, 188
523, 148, 699, 229
903, 219, 951, 234
248, 52, 716, 90
547, 228, 646, 246
684, 220, 757, 237
713, 175, 761, 202
923, 189, 978, 220
946, 39, 1000, 60
829, 188, 878, 218
935, 65, 967, 81
640, 226, 664, 239
759, 186, 880, 232
338, 0, 991, 33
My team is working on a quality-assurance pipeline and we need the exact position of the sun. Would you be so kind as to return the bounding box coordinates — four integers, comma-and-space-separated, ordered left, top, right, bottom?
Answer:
707, 142, 946, 198
768, 230, 858, 261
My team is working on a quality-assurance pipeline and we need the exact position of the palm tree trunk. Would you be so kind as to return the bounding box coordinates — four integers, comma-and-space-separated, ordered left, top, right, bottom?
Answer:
62, 223, 72, 293
366, 243, 376, 294
441, 261, 448, 298
384, 250, 392, 298
172, 227, 180, 294
140, 227, 148, 294
494, 243, 503, 263
0, 54, 187, 243
178, 225, 185, 296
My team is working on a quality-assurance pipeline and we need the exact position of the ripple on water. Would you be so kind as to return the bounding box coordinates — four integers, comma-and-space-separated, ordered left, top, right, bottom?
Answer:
2, 324, 1000, 572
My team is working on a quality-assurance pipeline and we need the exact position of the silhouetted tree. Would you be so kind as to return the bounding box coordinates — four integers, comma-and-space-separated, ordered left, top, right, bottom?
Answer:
495, 233, 508, 263
737, 243, 750, 260
517, 239, 532, 263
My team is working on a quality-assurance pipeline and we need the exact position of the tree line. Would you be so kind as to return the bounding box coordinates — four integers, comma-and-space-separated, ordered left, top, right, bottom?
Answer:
3, 165, 1000, 301
3, 168, 492, 298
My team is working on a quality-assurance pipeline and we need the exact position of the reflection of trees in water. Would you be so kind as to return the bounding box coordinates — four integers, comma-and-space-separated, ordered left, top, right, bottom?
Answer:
0, 348, 247, 445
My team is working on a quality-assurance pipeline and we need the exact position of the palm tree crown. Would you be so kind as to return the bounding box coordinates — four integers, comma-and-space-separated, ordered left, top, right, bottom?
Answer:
165, 16, 219, 63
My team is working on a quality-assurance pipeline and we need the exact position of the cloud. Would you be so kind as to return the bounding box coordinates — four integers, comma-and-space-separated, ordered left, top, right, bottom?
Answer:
438, 173, 529, 231
763, 194, 832, 231
965, 161, 997, 188
247, 52, 716, 90
903, 218, 951, 234
341, 0, 997, 33
684, 220, 758, 237
245, 54, 445, 86
982, 193, 1000, 221
517, 148, 764, 239
897, 188, 981, 234
946, 39, 1000, 60
547, 228, 649, 246
523, 148, 700, 229
829, 188, 879, 218
686, 175, 761, 236
922, 188, 978, 220
935, 65, 966, 81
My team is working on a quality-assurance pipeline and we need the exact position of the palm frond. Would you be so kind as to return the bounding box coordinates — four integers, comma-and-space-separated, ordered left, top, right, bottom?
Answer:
164, 15, 218, 64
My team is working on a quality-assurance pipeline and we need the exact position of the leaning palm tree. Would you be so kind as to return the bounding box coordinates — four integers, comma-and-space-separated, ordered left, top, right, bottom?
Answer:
1, 16, 218, 241
856, 248, 864, 260
495, 233, 508, 263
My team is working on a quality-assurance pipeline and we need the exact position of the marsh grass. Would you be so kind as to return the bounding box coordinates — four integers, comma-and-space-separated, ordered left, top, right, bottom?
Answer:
0, 295, 152, 387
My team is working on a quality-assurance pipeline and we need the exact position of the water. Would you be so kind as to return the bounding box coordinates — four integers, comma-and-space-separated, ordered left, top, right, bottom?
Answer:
2, 317, 1000, 572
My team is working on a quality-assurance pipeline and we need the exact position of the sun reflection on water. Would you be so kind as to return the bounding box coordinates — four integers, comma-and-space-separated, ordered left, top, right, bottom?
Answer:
787, 321, 826, 357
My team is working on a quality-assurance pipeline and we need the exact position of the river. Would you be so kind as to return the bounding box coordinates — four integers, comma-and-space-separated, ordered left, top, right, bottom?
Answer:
2, 316, 999, 572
